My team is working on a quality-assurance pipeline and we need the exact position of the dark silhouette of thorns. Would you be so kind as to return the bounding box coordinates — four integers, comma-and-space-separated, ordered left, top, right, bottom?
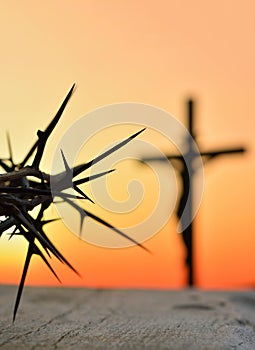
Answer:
0, 85, 147, 321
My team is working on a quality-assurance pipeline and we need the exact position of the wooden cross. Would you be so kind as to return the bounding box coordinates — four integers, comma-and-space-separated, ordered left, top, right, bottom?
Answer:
143, 100, 246, 286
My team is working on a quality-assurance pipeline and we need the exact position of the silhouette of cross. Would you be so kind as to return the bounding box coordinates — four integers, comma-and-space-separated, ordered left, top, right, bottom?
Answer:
142, 100, 246, 286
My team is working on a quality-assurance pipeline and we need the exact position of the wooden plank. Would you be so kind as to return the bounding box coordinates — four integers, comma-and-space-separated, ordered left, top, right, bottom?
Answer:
0, 286, 254, 349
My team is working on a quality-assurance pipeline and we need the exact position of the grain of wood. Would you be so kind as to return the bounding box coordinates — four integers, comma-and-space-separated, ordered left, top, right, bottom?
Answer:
0, 286, 254, 349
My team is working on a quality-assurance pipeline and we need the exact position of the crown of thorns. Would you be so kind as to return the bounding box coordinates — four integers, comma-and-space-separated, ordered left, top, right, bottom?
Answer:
0, 84, 147, 321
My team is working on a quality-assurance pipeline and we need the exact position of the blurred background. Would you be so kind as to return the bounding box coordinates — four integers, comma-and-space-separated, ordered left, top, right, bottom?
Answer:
0, 0, 254, 289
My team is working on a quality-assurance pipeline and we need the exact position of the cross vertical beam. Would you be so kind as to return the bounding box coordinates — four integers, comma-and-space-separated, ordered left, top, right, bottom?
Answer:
177, 99, 196, 286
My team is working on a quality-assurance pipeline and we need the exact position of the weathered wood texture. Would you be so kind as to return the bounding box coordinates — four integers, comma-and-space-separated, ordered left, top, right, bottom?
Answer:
0, 286, 254, 349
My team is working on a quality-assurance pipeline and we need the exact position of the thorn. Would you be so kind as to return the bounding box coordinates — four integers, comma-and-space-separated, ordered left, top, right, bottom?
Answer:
13, 243, 33, 322
6, 131, 13, 163
74, 169, 116, 186
72, 128, 146, 178
60, 149, 71, 172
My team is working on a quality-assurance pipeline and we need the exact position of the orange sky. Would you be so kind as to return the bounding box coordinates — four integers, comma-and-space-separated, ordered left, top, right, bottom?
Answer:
0, 1, 254, 289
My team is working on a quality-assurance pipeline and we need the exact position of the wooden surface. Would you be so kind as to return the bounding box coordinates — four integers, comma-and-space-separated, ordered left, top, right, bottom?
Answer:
0, 285, 254, 349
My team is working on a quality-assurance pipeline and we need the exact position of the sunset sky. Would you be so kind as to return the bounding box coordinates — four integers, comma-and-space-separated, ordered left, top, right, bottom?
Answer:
0, 1, 254, 289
